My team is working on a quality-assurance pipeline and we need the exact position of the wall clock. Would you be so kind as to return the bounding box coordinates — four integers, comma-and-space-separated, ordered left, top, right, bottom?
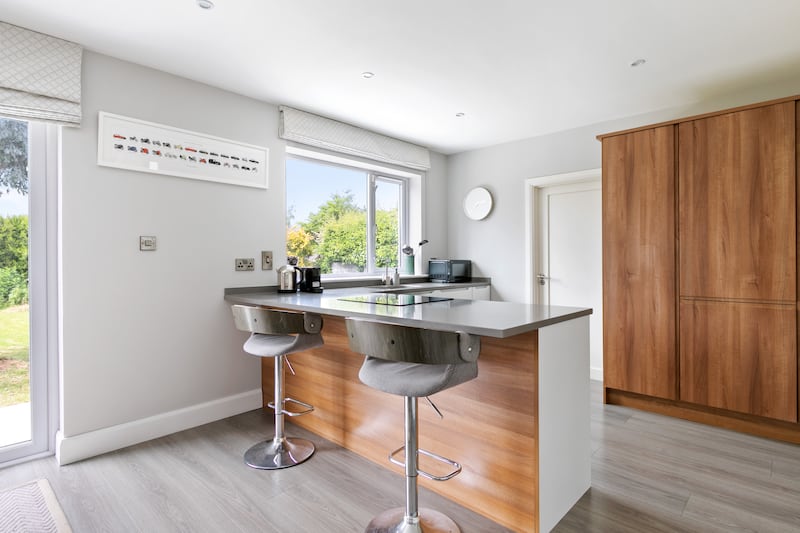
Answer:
463, 186, 493, 220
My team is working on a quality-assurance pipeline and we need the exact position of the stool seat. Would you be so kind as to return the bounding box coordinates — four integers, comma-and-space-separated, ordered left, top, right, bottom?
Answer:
231, 305, 323, 470
244, 331, 322, 358
359, 356, 477, 397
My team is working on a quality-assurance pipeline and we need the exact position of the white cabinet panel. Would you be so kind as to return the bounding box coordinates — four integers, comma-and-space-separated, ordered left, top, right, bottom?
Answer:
430, 287, 473, 299
472, 285, 491, 300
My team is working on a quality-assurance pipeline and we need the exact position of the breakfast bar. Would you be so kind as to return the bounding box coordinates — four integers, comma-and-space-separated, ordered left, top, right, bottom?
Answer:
224, 287, 592, 532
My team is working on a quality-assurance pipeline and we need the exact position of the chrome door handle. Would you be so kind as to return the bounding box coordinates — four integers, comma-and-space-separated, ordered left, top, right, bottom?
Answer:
536, 273, 549, 286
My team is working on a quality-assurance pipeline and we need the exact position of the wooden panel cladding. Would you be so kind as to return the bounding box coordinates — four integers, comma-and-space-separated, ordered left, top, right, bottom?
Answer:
680, 299, 797, 422
263, 315, 539, 533
602, 126, 677, 400
679, 102, 796, 301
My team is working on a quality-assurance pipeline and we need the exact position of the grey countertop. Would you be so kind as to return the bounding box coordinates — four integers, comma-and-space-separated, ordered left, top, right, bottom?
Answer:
224, 285, 591, 338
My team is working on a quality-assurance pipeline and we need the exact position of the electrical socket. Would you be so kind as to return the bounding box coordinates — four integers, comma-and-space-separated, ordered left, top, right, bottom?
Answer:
261, 251, 273, 270
235, 258, 255, 271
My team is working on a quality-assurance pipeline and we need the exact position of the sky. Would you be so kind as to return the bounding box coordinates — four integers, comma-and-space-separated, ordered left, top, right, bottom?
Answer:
286, 158, 399, 225
0, 190, 28, 216
286, 158, 366, 224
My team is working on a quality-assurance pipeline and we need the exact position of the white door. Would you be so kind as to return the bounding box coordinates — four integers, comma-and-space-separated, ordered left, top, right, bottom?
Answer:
536, 180, 603, 381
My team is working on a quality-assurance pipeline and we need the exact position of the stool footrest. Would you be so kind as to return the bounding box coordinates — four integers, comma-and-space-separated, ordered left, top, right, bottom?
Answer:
268, 397, 314, 417
389, 445, 463, 482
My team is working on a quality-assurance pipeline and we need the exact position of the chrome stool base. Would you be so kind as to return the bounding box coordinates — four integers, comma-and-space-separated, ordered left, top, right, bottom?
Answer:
365, 507, 460, 533
244, 437, 315, 470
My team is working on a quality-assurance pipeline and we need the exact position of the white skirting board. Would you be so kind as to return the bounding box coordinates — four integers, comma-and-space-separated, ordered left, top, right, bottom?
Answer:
56, 388, 262, 465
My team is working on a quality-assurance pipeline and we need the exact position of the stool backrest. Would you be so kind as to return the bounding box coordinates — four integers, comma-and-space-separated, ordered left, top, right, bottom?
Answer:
345, 318, 479, 364
231, 305, 323, 335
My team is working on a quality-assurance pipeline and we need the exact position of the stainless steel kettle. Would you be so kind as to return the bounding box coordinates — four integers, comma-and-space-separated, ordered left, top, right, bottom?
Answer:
277, 257, 299, 293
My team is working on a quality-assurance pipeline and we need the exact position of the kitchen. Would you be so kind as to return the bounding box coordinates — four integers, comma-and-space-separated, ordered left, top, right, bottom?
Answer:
1, 1, 800, 532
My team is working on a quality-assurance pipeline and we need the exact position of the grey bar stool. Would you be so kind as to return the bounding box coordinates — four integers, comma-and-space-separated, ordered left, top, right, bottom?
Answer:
345, 318, 480, 533
231, 305, 323, 469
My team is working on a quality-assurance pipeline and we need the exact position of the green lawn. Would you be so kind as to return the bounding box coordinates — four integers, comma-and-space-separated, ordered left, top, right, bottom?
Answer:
0, 305, 30, 407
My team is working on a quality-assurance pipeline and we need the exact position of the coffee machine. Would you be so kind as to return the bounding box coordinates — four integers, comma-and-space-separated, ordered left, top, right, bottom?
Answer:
297, 267, 323, 293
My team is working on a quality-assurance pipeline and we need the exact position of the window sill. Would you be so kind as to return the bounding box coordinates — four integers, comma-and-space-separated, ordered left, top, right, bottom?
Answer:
322, 274, 430, 289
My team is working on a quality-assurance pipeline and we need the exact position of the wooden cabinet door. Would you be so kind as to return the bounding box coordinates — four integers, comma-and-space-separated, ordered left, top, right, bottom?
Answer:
679, 102, 796, 301
680, 300, 797, 422
602, 126, 676, 400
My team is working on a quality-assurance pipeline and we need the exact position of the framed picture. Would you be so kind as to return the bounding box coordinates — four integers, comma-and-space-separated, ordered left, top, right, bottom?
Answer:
97, 111, 268, 189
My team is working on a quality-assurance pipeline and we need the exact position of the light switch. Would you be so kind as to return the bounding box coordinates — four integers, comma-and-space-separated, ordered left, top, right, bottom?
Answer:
140, 236, 157, 251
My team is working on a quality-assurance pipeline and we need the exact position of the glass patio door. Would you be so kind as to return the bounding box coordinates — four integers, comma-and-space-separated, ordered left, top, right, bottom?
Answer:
0, 119, 53, 465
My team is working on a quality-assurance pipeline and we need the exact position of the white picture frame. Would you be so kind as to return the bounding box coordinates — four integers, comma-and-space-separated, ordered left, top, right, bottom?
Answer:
97, 111, 268, 189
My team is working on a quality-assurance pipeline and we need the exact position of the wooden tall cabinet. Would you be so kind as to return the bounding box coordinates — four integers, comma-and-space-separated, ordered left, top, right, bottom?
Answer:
600, 96, 800, 441
678, 102, 797, 422
602, 126, 676, 400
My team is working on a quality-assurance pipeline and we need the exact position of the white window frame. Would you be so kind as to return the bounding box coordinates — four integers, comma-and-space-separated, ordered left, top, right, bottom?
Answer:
286, 146, 416, 278
367, 173, 409, 274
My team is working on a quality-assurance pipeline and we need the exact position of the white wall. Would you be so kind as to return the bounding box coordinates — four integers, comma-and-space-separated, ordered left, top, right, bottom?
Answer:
448, 76, 800, 304
57, 51, 448, 462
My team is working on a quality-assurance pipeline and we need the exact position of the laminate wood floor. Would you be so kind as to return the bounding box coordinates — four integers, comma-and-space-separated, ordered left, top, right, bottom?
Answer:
1, 381, 799, 532
554, 382, 800, 533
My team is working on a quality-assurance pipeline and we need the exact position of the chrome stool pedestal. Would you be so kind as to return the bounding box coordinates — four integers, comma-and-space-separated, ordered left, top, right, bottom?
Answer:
365, 507, 459, 533
346, 318, 480, 533
244, 353, 315, 469
231, 305, 323, 470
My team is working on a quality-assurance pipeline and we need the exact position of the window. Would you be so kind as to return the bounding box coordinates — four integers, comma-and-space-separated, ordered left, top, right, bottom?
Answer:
286, 155, 408, 276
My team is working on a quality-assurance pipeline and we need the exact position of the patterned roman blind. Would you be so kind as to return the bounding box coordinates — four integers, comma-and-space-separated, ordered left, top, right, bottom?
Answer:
279, 106, 431, 170
0, 21, 82, 126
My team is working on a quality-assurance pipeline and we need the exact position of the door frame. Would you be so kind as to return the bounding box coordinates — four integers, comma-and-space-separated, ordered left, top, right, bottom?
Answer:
523, 168, 601, 305
0, 123, 59, 467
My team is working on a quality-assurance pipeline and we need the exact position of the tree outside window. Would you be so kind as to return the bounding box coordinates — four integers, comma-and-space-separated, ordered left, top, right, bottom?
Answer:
285, 157, 405, 275
0, 117, 29, 308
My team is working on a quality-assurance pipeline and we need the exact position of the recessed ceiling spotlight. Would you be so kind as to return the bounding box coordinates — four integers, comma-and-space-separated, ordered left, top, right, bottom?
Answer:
455, 112, 465, 118
630, 58, 646, 67
196, 0, 214, 10
361, 71, 375, 79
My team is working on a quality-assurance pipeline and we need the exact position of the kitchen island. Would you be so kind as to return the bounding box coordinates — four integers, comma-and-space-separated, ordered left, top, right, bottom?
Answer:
224, 286, 592, 533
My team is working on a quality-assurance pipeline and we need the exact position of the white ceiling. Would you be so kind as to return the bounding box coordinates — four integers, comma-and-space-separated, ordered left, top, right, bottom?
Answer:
3, 0, 800, 154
